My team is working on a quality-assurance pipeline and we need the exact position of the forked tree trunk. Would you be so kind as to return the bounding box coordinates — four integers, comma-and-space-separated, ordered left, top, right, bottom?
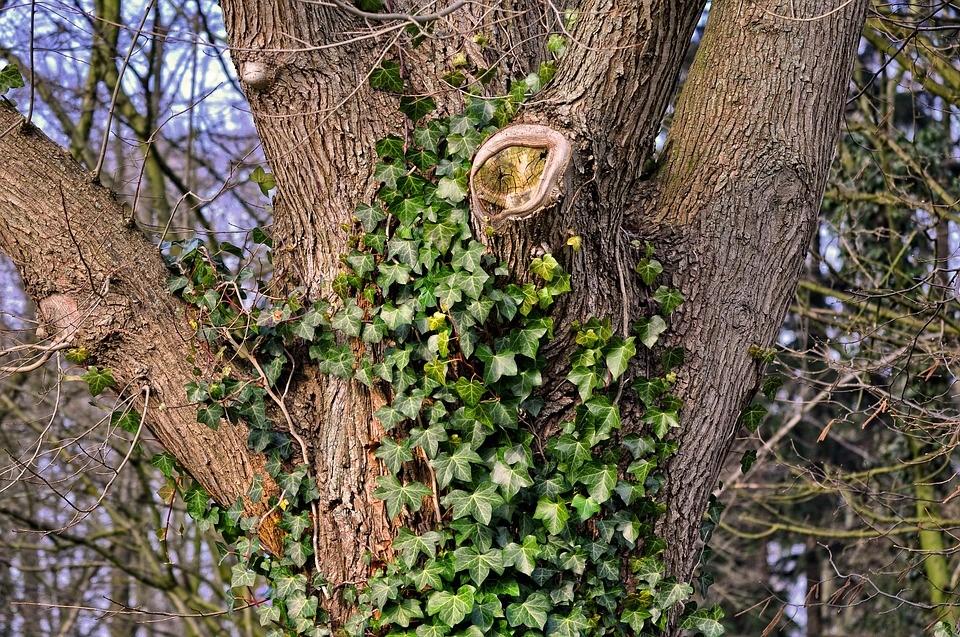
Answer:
0, 0, 869, 630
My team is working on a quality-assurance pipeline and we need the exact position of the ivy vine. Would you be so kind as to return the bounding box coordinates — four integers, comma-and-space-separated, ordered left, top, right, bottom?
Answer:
74, 40, 726, 637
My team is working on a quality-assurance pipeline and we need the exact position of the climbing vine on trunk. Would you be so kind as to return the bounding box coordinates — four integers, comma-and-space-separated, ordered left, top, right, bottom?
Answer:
134, 58, 723, 637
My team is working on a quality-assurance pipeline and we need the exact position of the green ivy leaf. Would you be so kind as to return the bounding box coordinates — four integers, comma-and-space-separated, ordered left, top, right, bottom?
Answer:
476, 344, 518, 384
653, 285, 684, 315
635, 257, 663, 286
534, 498, 569, 535
231, 563, 257, 589
506, 592, 551, 630
443, 482, 503, 525
81, 366, 115, 396
604, 336, 636, 380
566, 366, 599, 401
502, 535, 540, 576
393, 528, 443, 569
331, 301, 363, 337
375, 437, 414, 473
382, 598, 425, 628
576, 462, 617, 504
635, 315, 667, 348
426, 585, 476, 627
655, 581, 693, 611
369, 60, 403, 92
453, 377, 485, 407
680, 606, 726, 637
571, 493, 601, 521
491, 460, 533, 500
546, 608, 591, 637
373, 475, 431, 518
453, 546, 504, 586
197, 403, 224, 430
0, 64, 24, 94
399, 95, 437, 121
433, 445, 482, 488
409, 423, 447, 458
355, 203, 386, 232
645, 408, 680, 439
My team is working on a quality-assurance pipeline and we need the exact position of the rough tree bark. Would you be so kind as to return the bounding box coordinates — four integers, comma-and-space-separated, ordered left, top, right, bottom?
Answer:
0, 0, 869, 630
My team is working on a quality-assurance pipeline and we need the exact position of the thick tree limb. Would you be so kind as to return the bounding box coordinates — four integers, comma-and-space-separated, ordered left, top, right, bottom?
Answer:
650, 0, 871, 586
0, 104, 282, 553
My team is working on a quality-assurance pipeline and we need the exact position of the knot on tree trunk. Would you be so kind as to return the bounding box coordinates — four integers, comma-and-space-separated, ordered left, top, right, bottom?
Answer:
469, 123, 572, 235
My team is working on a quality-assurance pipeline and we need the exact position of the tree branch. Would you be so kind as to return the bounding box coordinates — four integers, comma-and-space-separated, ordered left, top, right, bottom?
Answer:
0, 103, 282, 553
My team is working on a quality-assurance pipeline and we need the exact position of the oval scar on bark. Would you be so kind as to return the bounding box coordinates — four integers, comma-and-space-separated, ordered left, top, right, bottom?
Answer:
469, 124, 572, 228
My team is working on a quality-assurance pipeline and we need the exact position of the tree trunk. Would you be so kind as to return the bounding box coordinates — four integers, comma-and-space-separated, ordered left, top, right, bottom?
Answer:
0, 0, 870, 630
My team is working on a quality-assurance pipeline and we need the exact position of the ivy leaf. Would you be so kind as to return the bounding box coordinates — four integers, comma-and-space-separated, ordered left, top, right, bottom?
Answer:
376, 135, 405, 159
635, 315, 667, 349
443, 482, 503, 525
534, 498, 569, 535
382, 598, 425, 628
512, 322, 550, 360
150, 452, 177, 479
576, 462, 617, 504
655, 581, 693, 611
369, 60, 403, 92
197, 403, 224, 430
257, 604, 282, 627
315, 345, 354, 378
680, 606, 726, 637
653, 286, 684, 315
111, 409, 141, 434
453, 377, 485, 407
0, 64, 24, 94
375, 437, 413, 473
502, 535, 540, 576
437, 177, 467, 203
393, 528, 443, 569
388, 238, 419, 268
451, 241, 485, 273
635, 257, 663, 286
81, 366, 115, 396
506, 592, 551, 630
491, 460, 533, 500
355, 203, 386, 232
632, 557, 664, 589
571, 494, 601, 521
378, 262, 412, 291
546, 608, 591, 637
409, 423, 448, 458
400, 95, 437, 121
476, 344, 518, 384
331, 301, 363, 337
414, 121, 446, 152
231, 563, 257, 589
433, 445, 482, 488
426, 585, 476, 627
566, 366, 599, 401
380, 301, 414, 331
408, 560, 446, 592
740, 449, 758, 474
551, 434, 592, 469
604, 336, 636, 380
373, 475, 431, 518
645, 408, 680, 439
273, 573, 306, 599
374, 405, 405, 430
346, 252, 375, 277
453, 546, 504, 586
740, 402, 768, 432
530, 254, 559, 282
